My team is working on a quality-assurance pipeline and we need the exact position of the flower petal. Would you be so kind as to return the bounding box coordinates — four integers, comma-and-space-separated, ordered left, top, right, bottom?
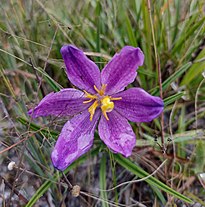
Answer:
113, 88, 164, 122
98, 110, 136, 157
61, 45, 101, 94
101, 46, 144, 95
51, 109, 100, 171
28, 88, 88, 118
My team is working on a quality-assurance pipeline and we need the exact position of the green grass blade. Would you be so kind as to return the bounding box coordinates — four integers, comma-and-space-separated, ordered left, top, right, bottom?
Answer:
172, 16, 205, 54
114, 154, 193, 203
36, 67, 62, 92
162, 62, 191, 90
181, 47, 205, 85
100, 154, 109, 207
150, 185, 166, 205
194, 140, 205, 174
125, 13, 137, 47
163, 92, 184, 107
141, 0, 152, 73
151, 62, 192, 96
25, 147, 100, 207
172, 0, 180, 43
25, 177, 52, 207
17, 117, 58, 138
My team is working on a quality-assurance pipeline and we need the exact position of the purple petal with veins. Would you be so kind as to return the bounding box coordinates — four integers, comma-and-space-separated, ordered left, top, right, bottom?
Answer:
61, 45, 101, 94
98, 110, 136, 157
101, 46, 144, 95
51, 109, 100, 171
28, 45, 164, 170
28, 88, 89, 118
113, 88, 164, 122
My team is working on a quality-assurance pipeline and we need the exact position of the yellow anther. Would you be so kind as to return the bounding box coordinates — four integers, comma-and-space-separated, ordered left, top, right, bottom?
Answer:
94, 84, 107, 96
102, 110, 109, 121
101, 96, 114, 121
88, 100, 99, 121
83, 85, 122, 121
83, 99, 93, 104
101, 84, 107, 94
101, 97, 114, 112
93, 85, 101, 94
83, 90, 97, 99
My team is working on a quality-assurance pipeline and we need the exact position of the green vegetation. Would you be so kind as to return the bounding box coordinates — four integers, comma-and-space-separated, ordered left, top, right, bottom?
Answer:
0, 0, 205, 206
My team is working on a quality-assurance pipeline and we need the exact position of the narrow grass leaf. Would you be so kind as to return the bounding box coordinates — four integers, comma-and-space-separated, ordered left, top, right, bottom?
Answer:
150, 185, 166, 205
163, 92, 184, 107
37, 67, 62, 92
125, 13, 137, 47
114, 154, 193, 203
141, 0, 152, 72
172, 16, 205, 54
25, 147, 100, 207
172, 0, 180, 43
100, 154, 109, 207
17, 117, 58, 138
181, 48, 205, 85
150, 62, 192, 96
194, 140, 205, 174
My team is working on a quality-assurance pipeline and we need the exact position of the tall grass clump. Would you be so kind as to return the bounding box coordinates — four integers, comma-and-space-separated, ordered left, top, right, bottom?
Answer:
0, 0, 205, 206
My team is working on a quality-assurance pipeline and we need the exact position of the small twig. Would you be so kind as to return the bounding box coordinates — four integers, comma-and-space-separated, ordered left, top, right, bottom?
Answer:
0, 97, 28, 206
0, 176, 28, 204
80, 191, 136, 207
30, 59, 46, 97
130, 198, 147, 207
0, 137, 27, 154
10, 164, 67, 187
147, 0, 165, 152
195, 76, 205, 131
84, 51, 111, 60
172, 176, 195, 202
169, 100, 178, 202
7, 140, 27, 206
4, 68, 36, 79
62, 172, 73, 189
97, 159, 167, 192
81, 190, 149, 207
157, 58, 166, 152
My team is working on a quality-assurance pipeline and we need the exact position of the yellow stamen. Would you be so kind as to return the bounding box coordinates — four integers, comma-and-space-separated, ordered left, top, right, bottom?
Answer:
83, 99, 93, 104
83, 90, 97, 100
101, 96, 114, 121
94, 84, 107, 96
101, 84, 107, 94
93, 85, 100, 94
88, 100, 99, 121
83, 85, 122, 121
102, 110, 109, 121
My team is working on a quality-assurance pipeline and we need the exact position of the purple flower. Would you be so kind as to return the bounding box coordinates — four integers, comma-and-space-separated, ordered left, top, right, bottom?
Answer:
29, 45, 164, 171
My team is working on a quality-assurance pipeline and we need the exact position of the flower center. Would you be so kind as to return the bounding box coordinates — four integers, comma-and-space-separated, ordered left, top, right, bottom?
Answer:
83, 84, 122, 121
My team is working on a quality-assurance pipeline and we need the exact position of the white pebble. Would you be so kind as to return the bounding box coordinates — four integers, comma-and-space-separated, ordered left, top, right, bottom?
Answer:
8, 161, 16, 171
